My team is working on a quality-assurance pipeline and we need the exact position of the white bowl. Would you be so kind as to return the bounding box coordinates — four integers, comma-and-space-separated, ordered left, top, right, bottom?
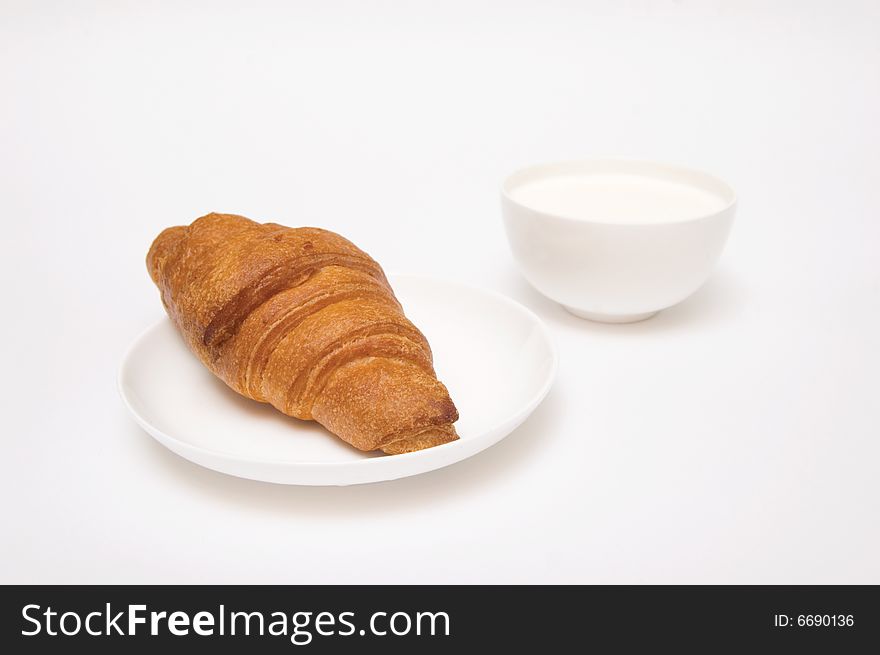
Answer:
501, 159, 737, 323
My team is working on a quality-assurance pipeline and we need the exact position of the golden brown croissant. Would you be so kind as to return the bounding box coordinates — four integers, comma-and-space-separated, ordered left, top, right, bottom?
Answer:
146, 213, 459, 454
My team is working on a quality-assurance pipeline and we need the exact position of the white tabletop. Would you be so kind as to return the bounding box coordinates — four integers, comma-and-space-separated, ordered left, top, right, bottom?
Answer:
2, 1, 878, 584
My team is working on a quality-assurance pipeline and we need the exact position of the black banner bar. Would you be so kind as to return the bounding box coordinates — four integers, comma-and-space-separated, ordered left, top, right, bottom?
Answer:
1, 586, 877, 652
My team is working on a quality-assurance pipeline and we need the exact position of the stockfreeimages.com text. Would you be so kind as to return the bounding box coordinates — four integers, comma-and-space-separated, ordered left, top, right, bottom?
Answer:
22, 603, 450, 645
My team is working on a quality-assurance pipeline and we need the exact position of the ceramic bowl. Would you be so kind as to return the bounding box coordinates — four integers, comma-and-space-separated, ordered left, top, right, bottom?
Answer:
501, 159, 736, 323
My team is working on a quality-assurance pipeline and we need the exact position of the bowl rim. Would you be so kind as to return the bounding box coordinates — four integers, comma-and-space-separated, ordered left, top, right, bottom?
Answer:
501, 157, 737, 227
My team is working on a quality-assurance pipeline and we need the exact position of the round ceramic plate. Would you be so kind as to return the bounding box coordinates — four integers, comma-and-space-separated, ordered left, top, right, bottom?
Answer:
118, 275, 557, 486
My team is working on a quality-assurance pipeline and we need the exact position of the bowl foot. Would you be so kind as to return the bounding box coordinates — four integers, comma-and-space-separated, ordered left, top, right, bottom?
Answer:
562, 306, 660, 323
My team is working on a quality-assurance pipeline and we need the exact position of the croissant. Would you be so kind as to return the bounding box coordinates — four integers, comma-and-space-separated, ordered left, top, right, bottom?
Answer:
146, 213, 459, 454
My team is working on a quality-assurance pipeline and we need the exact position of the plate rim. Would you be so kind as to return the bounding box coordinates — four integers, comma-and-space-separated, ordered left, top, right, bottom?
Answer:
118, 274, 558, 479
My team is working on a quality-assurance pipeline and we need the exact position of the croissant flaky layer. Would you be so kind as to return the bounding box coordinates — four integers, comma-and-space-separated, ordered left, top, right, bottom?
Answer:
147, 213, 459, 454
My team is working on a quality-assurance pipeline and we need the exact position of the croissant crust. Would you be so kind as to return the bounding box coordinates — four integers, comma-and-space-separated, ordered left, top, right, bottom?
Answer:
147, 213, 459, 454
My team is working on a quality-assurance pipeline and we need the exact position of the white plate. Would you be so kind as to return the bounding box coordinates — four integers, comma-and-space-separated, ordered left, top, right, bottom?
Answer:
118, 275, 557, 485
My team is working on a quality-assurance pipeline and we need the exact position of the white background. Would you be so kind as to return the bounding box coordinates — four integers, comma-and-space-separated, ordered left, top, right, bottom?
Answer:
2, 0, 878, 583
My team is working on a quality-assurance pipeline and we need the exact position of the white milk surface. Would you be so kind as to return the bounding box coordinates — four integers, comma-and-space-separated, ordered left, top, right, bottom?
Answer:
510, 173, 728, 223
